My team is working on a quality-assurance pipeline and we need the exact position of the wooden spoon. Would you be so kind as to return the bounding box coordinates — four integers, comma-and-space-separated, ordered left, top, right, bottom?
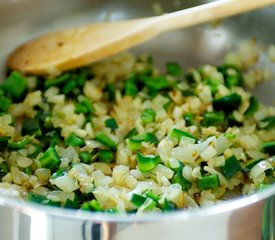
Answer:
8, 0, 275, 75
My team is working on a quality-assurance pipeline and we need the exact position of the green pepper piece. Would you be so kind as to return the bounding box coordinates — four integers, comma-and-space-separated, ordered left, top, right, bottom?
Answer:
38, 112, 53, 131
141, 108, 156, 124
65, 133, 85, 147
128, 132, 158, 151
105, 118, 118, 130
198, 174, 220, 190
81, 202, 91, 211
0, 137, 8, 150
131, 132, 158, 144
136, 152, 161, 172
203, 78, 220, 94
76, 68, 90, 87
99, 150, 114, 163
226, 75, 239, 88
89, 199, 102, 211
62, 78, 77, 95
181, 88, 196, 97
7, 136, 31, 150
80, 97, 94, 113
183, 112, 195, 126
45, 130, 61, 148
125, 79, 138, 97
202, 111, 225, 127
105, 83, 116, 101
29, 144, 43, 158
166, 62, 183, 76
146, 132, 158, 144
79, 151, 92, 164
95, 133, 117, 150
51, 168, 66, 179
0, 162, 8, 179
162, 198, 177, 211
244, 159, 263, 172
128, 139, 143, 151
220, 155, 241, 179
38, 147, 61, 170
22, 118, 41, 136
244, 96, 259, 116
185, 69, 201, 86
75, 103, 87, 115
258, 183, 271, 191
80, 198, 100, 211
127, 209, 138, 214
259, 116, 275, 130
64, 199, 79, 209
143, 199, 158, 211
142, 76, 170, 91
227, 112, 243, 127
172, 170, 192, 191
0, 96, 11, 112
169, 128, 197, 142
262, 141, 275, 155
23, 167, 33, 175
27, 192, 48, 204
130, 193, 147, 207
213, 93, 242, 112
44, 200, 61, 207
224, 133, 237, 140
44, 73, 70, 88
217, 64, 243, 88
1, 71, 28, 100
75, 97, 94, 115
163, 99, 172, 110
145, 191, 161, 202
124, 128, 138, 139
170, 161, 184, 172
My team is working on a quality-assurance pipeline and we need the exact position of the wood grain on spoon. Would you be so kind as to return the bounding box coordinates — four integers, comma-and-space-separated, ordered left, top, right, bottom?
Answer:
8, 0, 275, 75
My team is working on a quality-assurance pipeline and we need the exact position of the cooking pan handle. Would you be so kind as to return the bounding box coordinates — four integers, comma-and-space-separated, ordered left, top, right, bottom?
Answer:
261, 195, 274, 240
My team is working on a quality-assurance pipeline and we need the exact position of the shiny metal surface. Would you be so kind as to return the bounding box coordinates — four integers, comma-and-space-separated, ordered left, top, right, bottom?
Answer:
0, 0, 275, 239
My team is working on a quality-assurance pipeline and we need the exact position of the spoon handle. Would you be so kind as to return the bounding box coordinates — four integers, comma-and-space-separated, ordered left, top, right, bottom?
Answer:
156, 0, 275, 32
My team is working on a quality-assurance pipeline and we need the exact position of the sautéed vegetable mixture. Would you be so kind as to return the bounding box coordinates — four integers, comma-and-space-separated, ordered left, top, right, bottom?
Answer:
0, 41, 274, 213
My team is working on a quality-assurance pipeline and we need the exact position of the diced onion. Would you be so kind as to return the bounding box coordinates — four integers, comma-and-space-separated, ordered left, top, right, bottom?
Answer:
50, 174, 79, 192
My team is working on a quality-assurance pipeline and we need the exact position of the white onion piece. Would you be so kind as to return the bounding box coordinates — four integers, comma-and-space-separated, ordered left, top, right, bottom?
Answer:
268, 44, 275, 62
215, 135, 233, 155
267, 156, 275, 167
201, 145, 217, 161
193, 136, 216, 154
0, 185, 20, 198
171, 145, 195, 163
169, 158, 180, 169
250, 161, 273, 184
47, 191, 75, 202
50, 174, 79, 192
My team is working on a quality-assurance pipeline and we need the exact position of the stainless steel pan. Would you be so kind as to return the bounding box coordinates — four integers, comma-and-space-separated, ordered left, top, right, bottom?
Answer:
0, 1, 274, 239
